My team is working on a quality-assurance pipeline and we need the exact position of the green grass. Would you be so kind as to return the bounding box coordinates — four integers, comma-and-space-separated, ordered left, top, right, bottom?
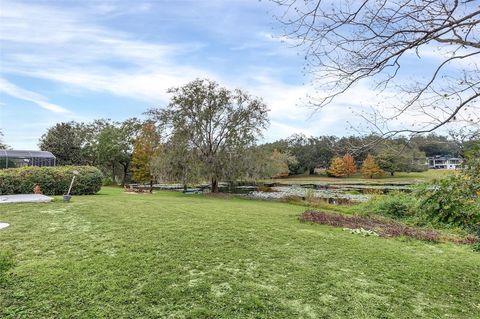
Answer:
1, 187, 479, 318
273, 170, 453, 185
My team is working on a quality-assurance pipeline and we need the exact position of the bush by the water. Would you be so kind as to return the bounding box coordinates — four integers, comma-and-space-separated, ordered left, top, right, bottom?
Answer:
417, 175, 480, 228
0, 166, 103, 195
416, 144, 480, 229
360, 192, 417, 219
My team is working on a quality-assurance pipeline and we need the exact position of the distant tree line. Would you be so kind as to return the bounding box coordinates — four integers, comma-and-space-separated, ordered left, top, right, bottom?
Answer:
37, 117, 476, 185
260, 133, 475, 176
31, 79, 478, 188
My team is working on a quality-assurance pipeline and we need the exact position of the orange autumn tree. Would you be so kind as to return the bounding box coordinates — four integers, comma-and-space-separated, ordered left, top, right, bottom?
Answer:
361, 154, 384, 179
131, 123, 161, 192
343, 153, 357, 177
328, 157, 348, 177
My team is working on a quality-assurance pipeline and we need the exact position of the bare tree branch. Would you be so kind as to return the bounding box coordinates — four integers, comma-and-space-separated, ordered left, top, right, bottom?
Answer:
272, 0, 480, 137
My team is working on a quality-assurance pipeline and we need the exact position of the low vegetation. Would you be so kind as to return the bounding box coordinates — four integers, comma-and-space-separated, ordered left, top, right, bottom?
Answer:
1, 187, 479, 318
359, 191, 417, 219
301, 210, 477, 244
0, 166, 103, 195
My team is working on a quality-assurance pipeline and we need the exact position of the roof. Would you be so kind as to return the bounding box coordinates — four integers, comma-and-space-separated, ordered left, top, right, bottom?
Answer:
0, 150, 56, 158
427, 155, 462, 160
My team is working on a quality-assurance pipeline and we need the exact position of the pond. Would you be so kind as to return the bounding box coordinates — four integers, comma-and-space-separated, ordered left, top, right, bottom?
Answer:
248, 186, 369, 203
129, 181, 414, 204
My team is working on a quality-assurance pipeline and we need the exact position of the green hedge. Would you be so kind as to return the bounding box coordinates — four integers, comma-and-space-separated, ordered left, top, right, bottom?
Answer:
0, 166, 103, 195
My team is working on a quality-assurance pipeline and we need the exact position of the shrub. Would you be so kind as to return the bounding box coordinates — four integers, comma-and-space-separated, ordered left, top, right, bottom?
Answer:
0, 166, 103, 195
472, 243, 480, 253
417, 177, 480, 228
362, 192, 417, 219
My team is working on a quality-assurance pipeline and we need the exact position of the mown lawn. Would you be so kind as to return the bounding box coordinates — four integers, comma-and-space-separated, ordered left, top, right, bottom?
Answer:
272, 170, 453, 185
0, 187, 479, 318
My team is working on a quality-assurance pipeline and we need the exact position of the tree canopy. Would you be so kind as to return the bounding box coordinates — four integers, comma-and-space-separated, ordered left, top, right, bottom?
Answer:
147, 79, 269, 192
0, 129, 9, 149
39, 122, 84, 165
131, 123, 162, 191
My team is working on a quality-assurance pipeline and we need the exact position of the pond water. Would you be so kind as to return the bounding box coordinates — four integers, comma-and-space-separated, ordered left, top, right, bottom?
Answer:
130, 181, 413, 204
248, 186, 369, 203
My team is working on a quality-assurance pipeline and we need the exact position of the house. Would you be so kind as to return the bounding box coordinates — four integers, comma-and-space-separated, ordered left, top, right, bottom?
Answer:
427, 155, 462, 170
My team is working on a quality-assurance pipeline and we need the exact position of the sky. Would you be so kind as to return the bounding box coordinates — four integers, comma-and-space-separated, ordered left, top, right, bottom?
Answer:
0, 0, 476, 149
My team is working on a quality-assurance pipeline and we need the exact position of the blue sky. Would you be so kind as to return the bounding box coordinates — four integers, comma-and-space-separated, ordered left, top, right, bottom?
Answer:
0, 0, 476, 149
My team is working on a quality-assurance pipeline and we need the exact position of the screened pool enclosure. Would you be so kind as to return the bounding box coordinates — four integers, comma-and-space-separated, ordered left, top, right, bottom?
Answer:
0, 150, 56, 169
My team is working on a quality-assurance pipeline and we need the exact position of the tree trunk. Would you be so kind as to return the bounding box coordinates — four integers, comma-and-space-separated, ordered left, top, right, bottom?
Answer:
211, 178, 219, 193
390, 171, 394, 176
111, 163, 116, 185
121, 163, 129, 187
149, 179, 153, 193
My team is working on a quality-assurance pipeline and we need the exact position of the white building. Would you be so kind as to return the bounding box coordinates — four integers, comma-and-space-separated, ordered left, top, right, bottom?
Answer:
427, 156, 462, 170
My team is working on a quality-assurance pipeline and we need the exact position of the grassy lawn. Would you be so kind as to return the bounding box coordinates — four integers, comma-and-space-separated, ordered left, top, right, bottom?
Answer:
272, 170, 454, 185
1, 187, 479, 318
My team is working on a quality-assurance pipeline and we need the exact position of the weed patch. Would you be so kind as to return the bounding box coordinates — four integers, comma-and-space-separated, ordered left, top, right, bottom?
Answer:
301, 210, 478, 244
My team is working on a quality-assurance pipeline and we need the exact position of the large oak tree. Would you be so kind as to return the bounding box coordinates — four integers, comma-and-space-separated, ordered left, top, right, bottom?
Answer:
148, 79, 269, 192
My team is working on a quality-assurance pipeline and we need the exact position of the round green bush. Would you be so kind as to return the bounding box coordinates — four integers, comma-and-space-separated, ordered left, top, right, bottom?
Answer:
0, 166, 103, 195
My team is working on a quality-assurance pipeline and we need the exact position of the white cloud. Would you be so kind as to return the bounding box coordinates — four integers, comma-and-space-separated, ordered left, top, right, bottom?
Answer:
0, 0, 210, 105
0, 78, 69, 113
3, 0, 471, 150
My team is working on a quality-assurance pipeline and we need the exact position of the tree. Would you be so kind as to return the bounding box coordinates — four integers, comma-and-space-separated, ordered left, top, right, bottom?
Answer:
410, 134, 460, 157
131, 123, 161, 192
245, 147, 298, 179
266, 134, 336, 174
148, 79, 269, 192
0, 129, 9, 149
273, 0, 480, 137
328, 157, 348, 177
376, 140, 427, 176
151, 132, 203, 191
39, 122, 84, 165
342, 153, 357, 177
96, 119, 141, 186
269, 149, 293, 178
78, 119, 112, 166
361, 155, 384, 179
335, 135, 379, 162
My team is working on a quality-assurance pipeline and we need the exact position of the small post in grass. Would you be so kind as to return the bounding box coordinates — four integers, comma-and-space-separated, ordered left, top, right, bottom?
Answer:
63, 170, 80, 202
